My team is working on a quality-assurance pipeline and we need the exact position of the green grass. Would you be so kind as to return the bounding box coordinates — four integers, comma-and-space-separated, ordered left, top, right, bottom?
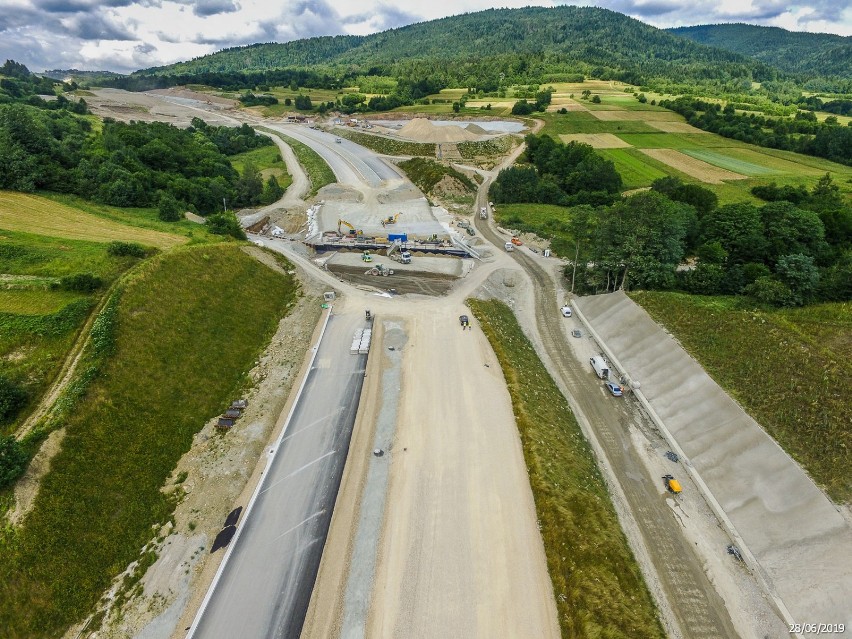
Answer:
259, 128, 336, 196
538, 112, 659, 136
494, 203, 575, 256
599, 148, 670, 188
469, 299, 664, 639
614, 132, 729, 149
0, 244, 299, 636
0, 289, 88, 315
230, 145, 292, 190
397, 158, 476, 195
631, 292, 851, 502
457, 136, 518, 161
335, 129, 436, 156
679, 149, 778, 176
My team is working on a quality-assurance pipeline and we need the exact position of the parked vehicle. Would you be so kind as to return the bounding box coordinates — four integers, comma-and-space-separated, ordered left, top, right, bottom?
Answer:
590, 355, 609, 379
504, 242, 514, 252
663, 474, 682, 494
511, 237, 523, 246
335, 138, 342, 143
560, 305, 572, 317
605, 381, 623, 396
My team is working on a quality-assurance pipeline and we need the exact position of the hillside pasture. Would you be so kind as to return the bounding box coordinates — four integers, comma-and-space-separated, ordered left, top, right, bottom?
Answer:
0, 192, 187, 249
0, 289, 87, 315
558, 133, 631, 148
639, 149, 747, 183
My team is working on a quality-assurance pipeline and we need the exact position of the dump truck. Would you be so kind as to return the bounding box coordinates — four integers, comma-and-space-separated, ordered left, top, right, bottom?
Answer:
391, 250, 411, 264
663, 474, 682, 494
590, 355, 609, 379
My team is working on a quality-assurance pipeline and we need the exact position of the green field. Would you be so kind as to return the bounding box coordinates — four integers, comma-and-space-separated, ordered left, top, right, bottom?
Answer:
539, 111, 659, 136
599, 148, 670, 188
614, 132, 729, 149
470, 299, 664, 639
0, 192, 189, 248
0, 289, 87, 315
632, 292, 852, 502
230, 145, 293, 190
680, 149, 778, 176
0, 245, 299, 637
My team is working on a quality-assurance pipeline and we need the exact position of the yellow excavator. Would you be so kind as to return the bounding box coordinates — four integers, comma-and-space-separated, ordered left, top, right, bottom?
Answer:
381, 212, 401, 227
338, 219, 363, 238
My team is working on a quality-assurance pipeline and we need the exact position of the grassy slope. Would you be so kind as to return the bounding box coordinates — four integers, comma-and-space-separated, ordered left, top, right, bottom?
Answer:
470, 299, 663, 638
0, 232, 149, 436
0, 192, 188, 249
334, 128, 436, 157
397, 158, 476, 194
258, 128, 335, 196
632, 292, 851, 502
230, 145, 293, 190
0, 244, 299, 637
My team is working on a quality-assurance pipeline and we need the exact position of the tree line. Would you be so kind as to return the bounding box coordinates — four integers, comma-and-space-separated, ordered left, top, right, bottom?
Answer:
0, 104, 278, 222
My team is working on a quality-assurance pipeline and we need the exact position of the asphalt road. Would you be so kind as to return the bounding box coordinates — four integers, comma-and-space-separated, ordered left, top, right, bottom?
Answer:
190, 311, 368, 639
264, 124, 401, 188
473, 191, 739, 639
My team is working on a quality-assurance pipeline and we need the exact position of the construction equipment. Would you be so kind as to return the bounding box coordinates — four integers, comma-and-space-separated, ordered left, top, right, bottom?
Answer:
390, 250, 411, 264
338, 219, 364, 238
362, 251, 373, 262
381, 212, 401, 227
459, 315, 470, 329
366, 264, 394, 276
365, 309, 372, 322
663, 474, 682, 494
480, 206, 488, 219
511, 236, 523, 246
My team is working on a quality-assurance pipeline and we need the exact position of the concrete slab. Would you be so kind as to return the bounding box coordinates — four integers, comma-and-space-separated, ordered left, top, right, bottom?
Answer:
575, 290, 852, 633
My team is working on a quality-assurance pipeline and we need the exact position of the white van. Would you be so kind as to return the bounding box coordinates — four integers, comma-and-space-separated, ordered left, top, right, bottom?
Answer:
590, 356, 609, 379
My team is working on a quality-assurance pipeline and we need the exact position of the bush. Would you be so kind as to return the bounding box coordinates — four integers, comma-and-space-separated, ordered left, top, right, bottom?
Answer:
0, 435, 28, 489
107, 241, 148, 258
0, 375, 27, 423
206, 212, 246, 240
158, 192, 182, 222
56, 272, 103, 292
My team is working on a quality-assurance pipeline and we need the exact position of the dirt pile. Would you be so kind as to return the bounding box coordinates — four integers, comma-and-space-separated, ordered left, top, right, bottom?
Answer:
397, 118, 481, 143
464, 123, 489, 135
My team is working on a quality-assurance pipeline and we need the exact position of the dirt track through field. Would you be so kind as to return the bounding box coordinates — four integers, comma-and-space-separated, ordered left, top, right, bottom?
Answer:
639, 148, 747, 183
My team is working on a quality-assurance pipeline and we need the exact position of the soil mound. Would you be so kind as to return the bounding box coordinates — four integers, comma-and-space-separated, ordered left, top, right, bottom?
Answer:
397, 118, 481, 143
464, 123, 489, 135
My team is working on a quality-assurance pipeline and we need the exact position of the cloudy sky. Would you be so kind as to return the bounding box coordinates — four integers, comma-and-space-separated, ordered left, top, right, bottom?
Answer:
1, 0, 850, 73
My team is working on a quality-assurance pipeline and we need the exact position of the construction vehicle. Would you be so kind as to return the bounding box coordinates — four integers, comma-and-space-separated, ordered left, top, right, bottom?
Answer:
459, 315, 470, 329
366, 264, 394, 276
362, 251, 373, 262
381, 212, 401, 227
338, 219, 364, 238
511, 236, 523, 246
480, 206, 488, 219
663, 474, 682, 494
365, 309, 372, 322
504, 242, 514, 252
386, 242, 411, 264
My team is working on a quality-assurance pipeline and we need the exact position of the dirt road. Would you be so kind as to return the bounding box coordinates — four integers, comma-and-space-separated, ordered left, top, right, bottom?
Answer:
474, 200, 742, 639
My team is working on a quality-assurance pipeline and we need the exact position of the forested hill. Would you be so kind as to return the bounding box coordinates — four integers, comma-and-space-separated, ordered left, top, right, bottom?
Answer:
134, 6, 776, 86
670, 24, 851, 78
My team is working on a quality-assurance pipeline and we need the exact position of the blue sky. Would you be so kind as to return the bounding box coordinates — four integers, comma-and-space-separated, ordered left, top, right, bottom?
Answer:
1, 0, 850, 73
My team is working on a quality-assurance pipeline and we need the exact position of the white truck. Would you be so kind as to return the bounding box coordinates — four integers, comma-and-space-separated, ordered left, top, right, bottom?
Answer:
480, 206, 488, 219
590, 355, 609, 379
504, 242, 514, 252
